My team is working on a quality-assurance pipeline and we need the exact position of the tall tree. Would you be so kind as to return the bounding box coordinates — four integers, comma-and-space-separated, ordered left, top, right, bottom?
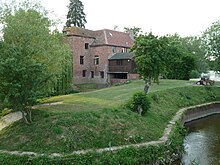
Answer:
202, 20, 220, 71
0, 1, 72, 124
131, 33, 196, 93
66, 0, 87, 27
182, 36, 208, 73
164, 34, 196, 80
130, 33, 168, 93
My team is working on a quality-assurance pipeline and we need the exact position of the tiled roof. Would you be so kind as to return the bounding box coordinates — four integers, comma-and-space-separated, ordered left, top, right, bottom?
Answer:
109, 52, 135, 60
63, 26, 96, 38
63, 27, 134, 47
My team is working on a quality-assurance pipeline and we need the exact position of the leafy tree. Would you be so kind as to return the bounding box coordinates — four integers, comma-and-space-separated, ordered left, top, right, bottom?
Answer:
182, 36, 208, 73
66, 0, 87, 27
163, 34, 196, 80
0, 1, 72, 124
131, 33, 196, 92
130, 33, 168, 93
202, 20, 220, 71
124, 26, 142, 39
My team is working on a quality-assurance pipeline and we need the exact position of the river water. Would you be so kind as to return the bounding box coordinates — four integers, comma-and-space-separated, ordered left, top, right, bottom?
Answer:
181, 114, 220, 165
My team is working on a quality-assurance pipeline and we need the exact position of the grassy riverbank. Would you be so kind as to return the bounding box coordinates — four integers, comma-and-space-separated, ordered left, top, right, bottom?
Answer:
0, 80, 220, 155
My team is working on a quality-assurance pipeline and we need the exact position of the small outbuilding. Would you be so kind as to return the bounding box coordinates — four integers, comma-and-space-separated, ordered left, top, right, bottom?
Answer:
108, 52, 139, 84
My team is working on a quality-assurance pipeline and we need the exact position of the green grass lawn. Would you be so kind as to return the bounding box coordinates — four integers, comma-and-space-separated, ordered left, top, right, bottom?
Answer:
0, 79, 219, 154
41, 79, 190, 113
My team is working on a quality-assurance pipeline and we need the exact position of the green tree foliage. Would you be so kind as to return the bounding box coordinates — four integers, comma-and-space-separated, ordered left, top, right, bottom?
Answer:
131, 33, 196, 89
124, 26, 142, 39
202, 20, 220, 71
130, 32, 168, 93
66, 0, 87, 28
182, 36, 208, 73
163, 34, 196, 80
0, 1, 72, 124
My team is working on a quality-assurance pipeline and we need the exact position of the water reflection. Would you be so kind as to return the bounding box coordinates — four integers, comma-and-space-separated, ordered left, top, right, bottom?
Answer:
182, 114, 220, 165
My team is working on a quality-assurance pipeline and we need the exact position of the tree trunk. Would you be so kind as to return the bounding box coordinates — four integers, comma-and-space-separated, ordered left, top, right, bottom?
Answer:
27, 109, 33, 123
144, 82, 150, 94
144, 75, 152, 94
21, 110, 30, 124
21, 108, 33, 124
137, 105, 143, 116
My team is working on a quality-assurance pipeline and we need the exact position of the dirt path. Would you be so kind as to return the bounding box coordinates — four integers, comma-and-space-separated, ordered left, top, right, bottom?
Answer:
0, 111, 22, 131
0, 102, 63, 132
32, 101, 63, 109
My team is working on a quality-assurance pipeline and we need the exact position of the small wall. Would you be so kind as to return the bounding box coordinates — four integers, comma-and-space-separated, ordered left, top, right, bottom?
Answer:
110, 78, 128, 85
181, 102, 220, 123
109, 73, 139, 85
128, 73, 139, 80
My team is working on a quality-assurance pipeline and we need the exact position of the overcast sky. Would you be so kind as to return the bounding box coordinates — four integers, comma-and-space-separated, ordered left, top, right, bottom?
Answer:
5, 0, 220, 36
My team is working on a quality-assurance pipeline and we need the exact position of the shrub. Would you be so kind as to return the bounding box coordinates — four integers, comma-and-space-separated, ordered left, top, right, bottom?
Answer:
126, 92, 151, 115
190, 70, 200, 78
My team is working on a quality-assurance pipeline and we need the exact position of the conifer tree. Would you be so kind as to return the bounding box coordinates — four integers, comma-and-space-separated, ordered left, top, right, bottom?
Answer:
66, 0, 87, 28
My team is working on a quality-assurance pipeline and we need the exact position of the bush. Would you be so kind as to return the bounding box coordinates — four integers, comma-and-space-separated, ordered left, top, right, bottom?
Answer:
126, 92, 151, 115
190, 70, 200, 78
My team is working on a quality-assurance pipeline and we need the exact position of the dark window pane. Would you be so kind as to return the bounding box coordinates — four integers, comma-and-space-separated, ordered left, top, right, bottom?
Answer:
91, 71, 94, 78
80, 56, 84, 64
100, 71, 104, 78
82, 70, 86, 77
85, 43, 89, 49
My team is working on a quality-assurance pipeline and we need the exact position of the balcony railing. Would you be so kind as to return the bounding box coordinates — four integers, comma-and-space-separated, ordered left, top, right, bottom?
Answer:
108, 66, 132, 73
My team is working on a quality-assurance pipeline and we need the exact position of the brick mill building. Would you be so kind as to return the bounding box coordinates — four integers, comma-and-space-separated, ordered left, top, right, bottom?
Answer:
63, 27, 139, 85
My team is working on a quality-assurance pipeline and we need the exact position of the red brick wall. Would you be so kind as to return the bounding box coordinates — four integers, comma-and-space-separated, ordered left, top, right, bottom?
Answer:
67, 36, 95, 84
110, 79, 128, 85
109, 73, 140, 85
90, 46, 131, 84
67, 36, 128, 84
67, 35, 134, 85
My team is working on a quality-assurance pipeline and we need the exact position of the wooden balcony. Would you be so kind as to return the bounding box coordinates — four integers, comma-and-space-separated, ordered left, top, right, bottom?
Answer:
108, 66, 132, 73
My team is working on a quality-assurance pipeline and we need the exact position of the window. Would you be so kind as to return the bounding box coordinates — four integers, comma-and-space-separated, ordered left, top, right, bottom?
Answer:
82, 70, 87, 77
112, 46, 116, 53
80, 56, 84, 64
122, 48, 128, 53
91, 71, 94, 78
85, 43, 89, 49
100, 71, 104, 78
94, 56, 99, 65
116, 59, 123, 65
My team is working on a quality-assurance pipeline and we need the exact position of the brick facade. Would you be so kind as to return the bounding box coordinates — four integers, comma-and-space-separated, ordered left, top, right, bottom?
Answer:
63, 27, 138, 85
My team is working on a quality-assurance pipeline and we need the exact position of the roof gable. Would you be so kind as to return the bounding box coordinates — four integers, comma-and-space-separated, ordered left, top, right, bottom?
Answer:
101, 29, 133, 47
63, 27, 133, 47
109, 53, 135, 60
63, 26, 96, 38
